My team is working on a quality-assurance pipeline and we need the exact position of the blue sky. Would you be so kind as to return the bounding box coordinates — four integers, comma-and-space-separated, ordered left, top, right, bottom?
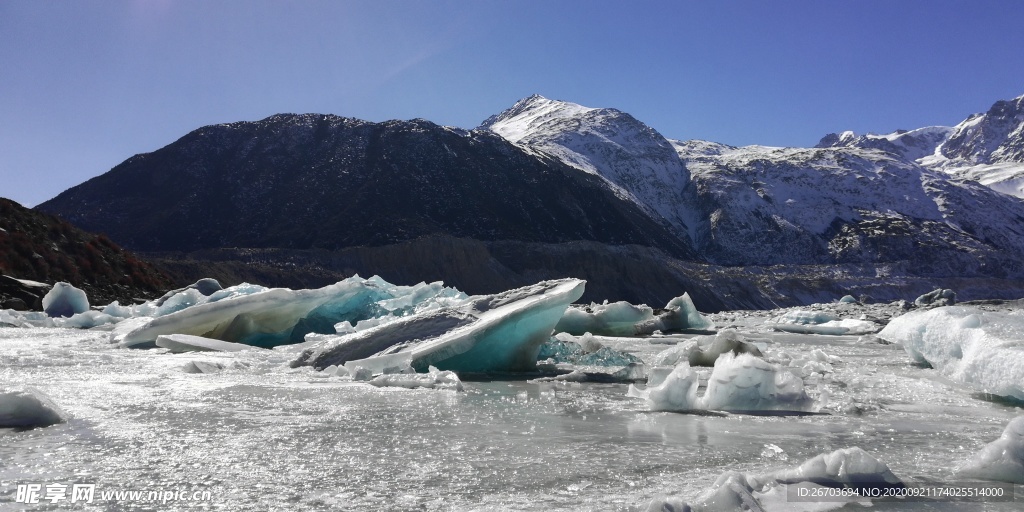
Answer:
3, 0, 1024, 207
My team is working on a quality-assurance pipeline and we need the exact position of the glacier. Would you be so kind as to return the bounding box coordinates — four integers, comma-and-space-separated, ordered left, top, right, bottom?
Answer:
292, 279, 586, 374
878, 306, 1024, 400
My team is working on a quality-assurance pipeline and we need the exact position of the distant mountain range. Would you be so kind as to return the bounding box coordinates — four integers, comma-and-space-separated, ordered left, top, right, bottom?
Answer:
33, 93, 1024, 309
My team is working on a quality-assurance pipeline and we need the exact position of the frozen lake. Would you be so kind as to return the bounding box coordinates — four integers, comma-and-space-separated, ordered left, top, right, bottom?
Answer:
1, 323, 1021, 510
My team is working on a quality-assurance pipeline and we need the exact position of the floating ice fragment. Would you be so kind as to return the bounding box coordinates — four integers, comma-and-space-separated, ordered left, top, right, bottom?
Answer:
368, 366, 464, 391
647, 447, 903, 512
181, 361, 225, 374
556, 292, 712, 337
839, 295, 858, 304
653, 329, 763, 367
629, 353, 819, 413
914, 288, 956, 307
958, 416, 1024, 483
771, 310, 880, 335
41, 282, 89, 318
0, 387, 67, 428
878, 306, 1024, 400
555, 301, 653, 336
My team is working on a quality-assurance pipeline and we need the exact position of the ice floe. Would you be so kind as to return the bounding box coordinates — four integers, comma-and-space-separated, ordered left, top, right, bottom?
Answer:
293, 279, 586, 374
0, 387, 66, 428
770, 310, 880, 335
648, 447, 903, 511
958, 416, 1024, 483
878, 306, 1024, 400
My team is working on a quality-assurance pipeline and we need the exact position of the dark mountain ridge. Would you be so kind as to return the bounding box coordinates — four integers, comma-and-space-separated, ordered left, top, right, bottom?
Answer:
40, 114, 693, 258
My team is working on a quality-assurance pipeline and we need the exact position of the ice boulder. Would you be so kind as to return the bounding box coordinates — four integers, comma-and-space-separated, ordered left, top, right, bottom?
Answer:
555, 292, 712, 337
957, 416, 1024, 483
629, 353, 819, 413
915, 288, 956, 307
0, 388, 67, 428
839, 295, 858, 304
648, 447, 903, 512
293, 279, 586, 374
652, 329, 763, 367
878, 306, 1024, 400
41, 282, 89, 318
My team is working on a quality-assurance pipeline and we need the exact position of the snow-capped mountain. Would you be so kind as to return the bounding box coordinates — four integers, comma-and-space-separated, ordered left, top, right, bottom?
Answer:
818, 94, 1024, 198
480, 95, 701, 242
32, 93, 1024, 308
483, 95, 1024, 273
673, 142, 1024, 271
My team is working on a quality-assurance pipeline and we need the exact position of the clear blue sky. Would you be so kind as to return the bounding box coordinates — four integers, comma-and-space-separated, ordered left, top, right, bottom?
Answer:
3, 1, 1024, 207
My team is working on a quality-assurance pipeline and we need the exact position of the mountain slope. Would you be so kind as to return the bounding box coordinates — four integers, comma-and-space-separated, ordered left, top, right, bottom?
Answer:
38, 114, 694, 257
0, 198, 171, 307
672, 142, 1024, 273
480, 95, 702, 242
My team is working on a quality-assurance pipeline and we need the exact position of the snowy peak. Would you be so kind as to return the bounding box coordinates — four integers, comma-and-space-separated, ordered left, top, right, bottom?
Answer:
942, 94, 1024, 163
479, 95, 597, 143
481, 95, 700, 242
816, 126, 954, 162
816, 93, 1024, 198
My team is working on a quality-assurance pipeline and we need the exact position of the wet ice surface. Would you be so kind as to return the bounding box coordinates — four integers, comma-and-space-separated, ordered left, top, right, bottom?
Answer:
1, 325, 1022, 511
